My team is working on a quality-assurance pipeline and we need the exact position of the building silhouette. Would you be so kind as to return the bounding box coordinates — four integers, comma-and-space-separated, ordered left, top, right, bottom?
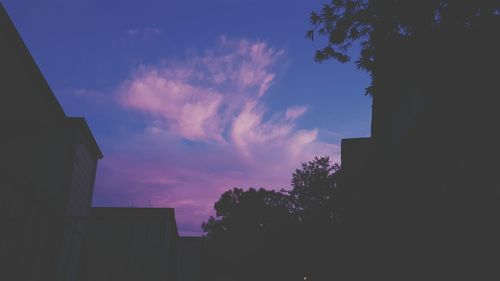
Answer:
1, 5, 205, 280
78, 207, 179, 281
340, 23, 500, 278
1, 3, 103, 281
177, 237, 203, 281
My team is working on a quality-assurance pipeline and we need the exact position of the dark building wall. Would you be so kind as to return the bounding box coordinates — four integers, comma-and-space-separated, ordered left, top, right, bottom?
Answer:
341, 138, 372, 178
0, 120, 101, 281
178, 237, 203, 281
57, 119, 102, 281
0, 4, 102, 280
343, 31, 500, 218
79, 208, 179, 281
340, 138, 372, 220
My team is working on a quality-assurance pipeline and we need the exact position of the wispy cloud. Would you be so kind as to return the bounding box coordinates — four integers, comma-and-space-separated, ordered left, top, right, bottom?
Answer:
93, 37, 339, 235
119, 37, 285, 143
126, 27, 162, 37
285, 105, 308, 120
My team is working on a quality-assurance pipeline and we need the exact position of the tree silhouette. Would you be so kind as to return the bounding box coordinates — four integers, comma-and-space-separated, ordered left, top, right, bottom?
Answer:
202, 157, 344, 281
203, 187, 294, 240
287, 157, 344, 281
202, 188, 296, 281
289, 156, 341, 224
307, 0, 500, 95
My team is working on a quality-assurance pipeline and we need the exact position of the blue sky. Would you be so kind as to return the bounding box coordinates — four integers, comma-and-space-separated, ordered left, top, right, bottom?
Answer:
3, 0, 371, 235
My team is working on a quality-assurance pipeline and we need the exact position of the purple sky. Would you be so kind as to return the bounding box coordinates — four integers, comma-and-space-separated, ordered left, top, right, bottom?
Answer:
3, 0, 371, 235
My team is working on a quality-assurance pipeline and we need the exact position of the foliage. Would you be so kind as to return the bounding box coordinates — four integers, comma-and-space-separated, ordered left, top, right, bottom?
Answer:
202, 188, 297, 281
202, 187, 293, 239
202, 156, 342, 238
289, 156, 341, 224
202, 156, 343, 281
306, 0, 500, 95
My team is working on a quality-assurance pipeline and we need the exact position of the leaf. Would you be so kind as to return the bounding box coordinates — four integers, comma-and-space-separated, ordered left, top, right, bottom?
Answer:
306, 29, 315, 41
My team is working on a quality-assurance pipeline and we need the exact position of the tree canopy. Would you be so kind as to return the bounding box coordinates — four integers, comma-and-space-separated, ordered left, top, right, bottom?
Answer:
307, 0, 500, 95
289, 156, 341, 224
202, 156, 343, 281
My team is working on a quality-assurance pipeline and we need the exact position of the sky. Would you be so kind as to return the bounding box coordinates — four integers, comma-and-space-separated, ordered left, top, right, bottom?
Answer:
3, 0, 371, 236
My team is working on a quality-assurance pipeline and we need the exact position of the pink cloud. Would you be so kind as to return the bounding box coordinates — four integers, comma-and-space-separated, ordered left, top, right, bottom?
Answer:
94, 37, 339, 235
119, 37, 285, 143
120, 70, 224, 142
285, 105, 309, 120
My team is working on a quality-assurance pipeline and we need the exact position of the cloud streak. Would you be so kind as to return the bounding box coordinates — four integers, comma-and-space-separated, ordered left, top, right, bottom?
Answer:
126, 27, 162, 37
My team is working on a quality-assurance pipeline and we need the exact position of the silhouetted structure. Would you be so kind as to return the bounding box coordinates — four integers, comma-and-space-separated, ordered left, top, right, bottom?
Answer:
177, 237, 203, 281
1, 5, 204, 281
78, 207, 178, 281
338, 8, 500, 280
1, 3, 103, 281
